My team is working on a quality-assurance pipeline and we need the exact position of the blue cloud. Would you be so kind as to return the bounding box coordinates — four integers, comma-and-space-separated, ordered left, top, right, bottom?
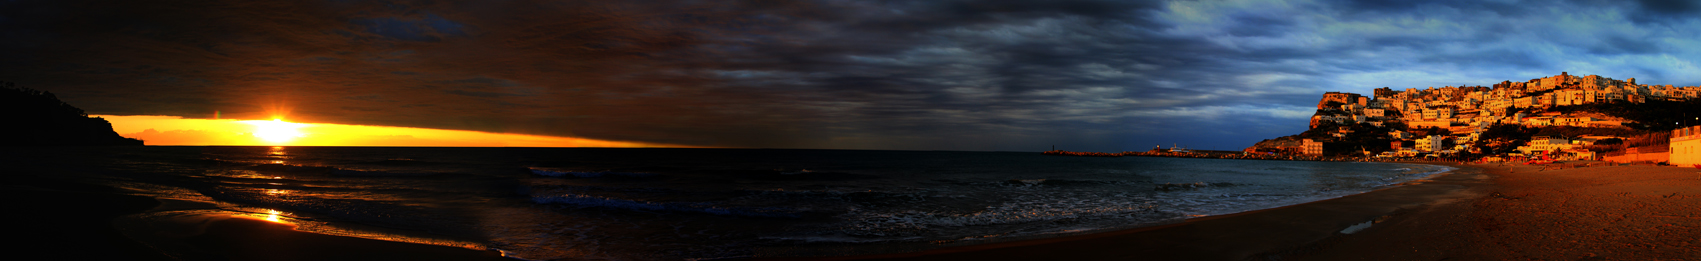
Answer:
353, 13, 468, 42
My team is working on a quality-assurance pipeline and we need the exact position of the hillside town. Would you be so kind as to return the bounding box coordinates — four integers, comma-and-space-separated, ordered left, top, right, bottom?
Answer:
1245, 72, 1701, 167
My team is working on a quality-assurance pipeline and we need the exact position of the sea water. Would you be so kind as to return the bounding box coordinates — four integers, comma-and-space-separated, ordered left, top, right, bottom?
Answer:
6, 147, 1452, 260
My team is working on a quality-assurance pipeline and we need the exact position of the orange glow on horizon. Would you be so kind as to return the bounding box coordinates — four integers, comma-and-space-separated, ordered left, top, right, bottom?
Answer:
99, 115, 686, 148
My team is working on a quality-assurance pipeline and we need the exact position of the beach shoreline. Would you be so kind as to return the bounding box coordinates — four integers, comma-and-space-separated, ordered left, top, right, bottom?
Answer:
13, 154, 1698, 260
3, 174, 175, 260
749, 161, 1487, 260
765, 161, 1701, 260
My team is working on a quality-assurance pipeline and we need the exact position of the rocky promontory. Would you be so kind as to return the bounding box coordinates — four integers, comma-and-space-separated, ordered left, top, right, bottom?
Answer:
1246, 72, 1701, 159
1, 82, 143, 146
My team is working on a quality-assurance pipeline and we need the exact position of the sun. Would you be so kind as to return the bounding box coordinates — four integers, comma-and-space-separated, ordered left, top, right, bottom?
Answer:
246, 119, 305, 143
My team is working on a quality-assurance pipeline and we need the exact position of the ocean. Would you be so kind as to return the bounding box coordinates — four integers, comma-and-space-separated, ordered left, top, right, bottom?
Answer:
7, 147, 1452, 260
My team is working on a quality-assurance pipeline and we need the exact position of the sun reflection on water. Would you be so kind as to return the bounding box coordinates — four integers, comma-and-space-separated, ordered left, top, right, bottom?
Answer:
209, 169, 290, 181
232, 208, 295, 225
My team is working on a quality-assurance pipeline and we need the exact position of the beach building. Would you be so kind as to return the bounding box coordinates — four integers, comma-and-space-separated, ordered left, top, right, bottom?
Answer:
1302, 139, 1323, 155
1517, 136, 1574, 156
1673, 126, 1701, 167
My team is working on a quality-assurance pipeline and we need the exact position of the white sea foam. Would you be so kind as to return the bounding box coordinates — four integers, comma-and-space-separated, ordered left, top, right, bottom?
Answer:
528, 167, 656, 178
531, 194, 803, 218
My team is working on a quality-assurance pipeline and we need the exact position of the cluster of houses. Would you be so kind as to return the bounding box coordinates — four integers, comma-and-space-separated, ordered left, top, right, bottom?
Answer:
1295, 72, 1701, 165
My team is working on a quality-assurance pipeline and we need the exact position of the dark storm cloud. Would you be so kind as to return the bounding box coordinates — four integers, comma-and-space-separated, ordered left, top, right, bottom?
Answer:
3, 0, 1701, 151
1633, 0, 1701, 15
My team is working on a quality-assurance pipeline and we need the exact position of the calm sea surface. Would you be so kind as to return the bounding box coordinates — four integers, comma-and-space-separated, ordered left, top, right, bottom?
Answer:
7, 147, 1451, 260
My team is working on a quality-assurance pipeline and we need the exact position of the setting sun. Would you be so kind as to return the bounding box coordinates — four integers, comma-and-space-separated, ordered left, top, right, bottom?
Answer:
246, 119, 305, 143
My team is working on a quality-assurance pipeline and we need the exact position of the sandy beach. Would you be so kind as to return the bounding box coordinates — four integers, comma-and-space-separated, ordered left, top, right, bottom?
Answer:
783, 162, 1701, 260
5, 174, 174, 260
1285, 162, 1701, 260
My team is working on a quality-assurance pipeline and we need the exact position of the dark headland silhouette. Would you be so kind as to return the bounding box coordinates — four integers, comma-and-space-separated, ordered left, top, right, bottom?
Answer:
1, 82, 143, 146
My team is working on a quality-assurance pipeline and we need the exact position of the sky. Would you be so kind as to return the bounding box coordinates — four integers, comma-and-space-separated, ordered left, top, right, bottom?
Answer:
4, 0, 1701, 151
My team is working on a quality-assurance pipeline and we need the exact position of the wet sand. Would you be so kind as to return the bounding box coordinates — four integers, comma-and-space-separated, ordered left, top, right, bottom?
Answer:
787, 162, 1701, 260
167, 217, 512, 261
4, 174, 173, 260
2, 173, 510, 261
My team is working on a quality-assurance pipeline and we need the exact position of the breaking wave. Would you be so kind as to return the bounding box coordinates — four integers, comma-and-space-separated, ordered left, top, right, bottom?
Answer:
531, 194, 804, 218
249, 163, 435, 177
528, 167, 658, 178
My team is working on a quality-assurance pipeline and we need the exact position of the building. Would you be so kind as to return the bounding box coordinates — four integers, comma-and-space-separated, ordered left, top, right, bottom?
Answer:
1554, 89, 1594, 105
1317, 92, 1364, 109
1517, 136, 1574, 156
1415, 135, 1446, 152
1373, 87, 1398, 98
1363, 108, 1385, 118
1302, 139, 1324, 155
1673, 126, 1701, 167
1522, 117, 1554, 126
1389, 130, 1413, 139
1311, 115, 1351, 128
1554, 116, 1594, 127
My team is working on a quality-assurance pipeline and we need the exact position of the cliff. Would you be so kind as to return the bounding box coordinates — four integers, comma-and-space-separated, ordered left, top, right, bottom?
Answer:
1, 82, 144, 146
1244, 136, 1303, 154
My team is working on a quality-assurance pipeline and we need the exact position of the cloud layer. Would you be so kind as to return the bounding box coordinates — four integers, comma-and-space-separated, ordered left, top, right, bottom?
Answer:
4, 0, 1700, 151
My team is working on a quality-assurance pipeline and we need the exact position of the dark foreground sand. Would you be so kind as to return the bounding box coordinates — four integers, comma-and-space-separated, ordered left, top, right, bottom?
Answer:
4, 174, 175, 260
2, 173, 509, 261
782, 162, 1701, 260
167, 217, 511, 261
1284, 163, 1700, 260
